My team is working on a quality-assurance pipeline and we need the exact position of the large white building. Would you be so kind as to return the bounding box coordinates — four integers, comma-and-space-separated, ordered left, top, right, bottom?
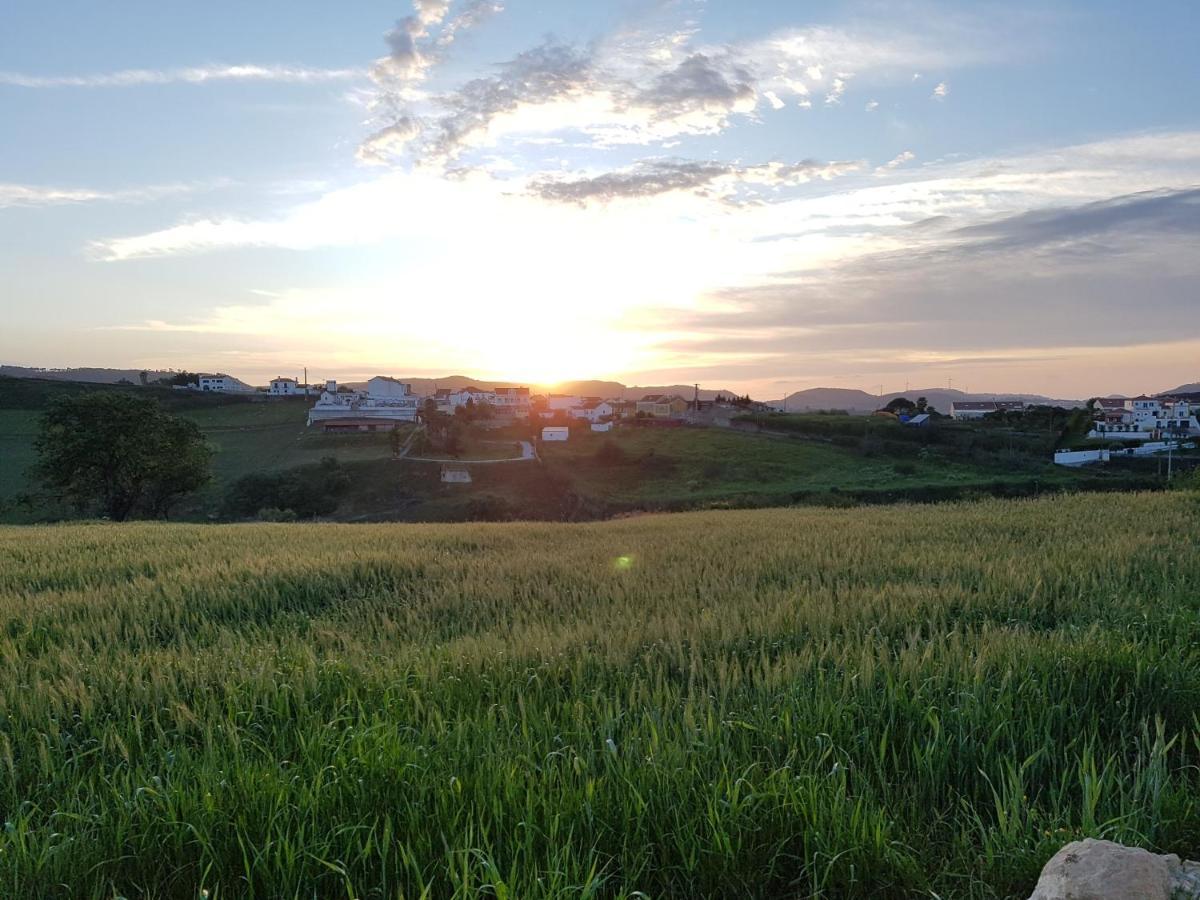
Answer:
306, 375, 420, 426
949, 400, 1025, 421
270, 377, 301, 396
197, 373, 254, 393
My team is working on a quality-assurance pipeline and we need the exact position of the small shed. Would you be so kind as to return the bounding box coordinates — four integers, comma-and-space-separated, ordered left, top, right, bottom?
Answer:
905, 414, 931, 427
440, 464, 472, 483
542, 426, 569, 442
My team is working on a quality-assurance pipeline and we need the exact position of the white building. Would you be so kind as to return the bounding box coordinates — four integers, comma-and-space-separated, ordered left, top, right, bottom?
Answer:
570, 400, 613, 422
270, 377, 300, 396
1088, 395, 1199, 440
307, 375, 420, 426
541, 426, 569, 442
949, 400, 1025, 421
197, 373, 254, 393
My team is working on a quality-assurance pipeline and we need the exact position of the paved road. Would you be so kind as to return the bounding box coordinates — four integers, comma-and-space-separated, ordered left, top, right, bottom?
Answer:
403, 440, 536, 464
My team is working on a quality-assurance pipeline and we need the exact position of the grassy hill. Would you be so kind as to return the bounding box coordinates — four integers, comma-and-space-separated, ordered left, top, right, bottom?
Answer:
2, 491, 1200, 897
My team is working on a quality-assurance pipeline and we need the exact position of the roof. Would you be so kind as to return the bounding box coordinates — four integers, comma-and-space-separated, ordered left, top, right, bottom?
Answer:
271, 376, 297, 383
640, 394, 665, 402
1096, 397, 1127, 409
369, 375, 408, 384
907, 413, 931, 424
580, 399, 610, 409
493, 387, 529, 395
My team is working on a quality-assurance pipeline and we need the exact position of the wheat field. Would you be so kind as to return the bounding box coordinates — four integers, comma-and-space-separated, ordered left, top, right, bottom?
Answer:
2, 492, 1199, 898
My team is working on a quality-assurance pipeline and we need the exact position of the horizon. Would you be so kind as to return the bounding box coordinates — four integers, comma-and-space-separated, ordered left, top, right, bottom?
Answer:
7, 360, 1192, 402
3, 1, 1200, 397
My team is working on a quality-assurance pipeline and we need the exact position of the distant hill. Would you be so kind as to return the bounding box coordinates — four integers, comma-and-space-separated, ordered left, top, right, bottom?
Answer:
1163, 383, 1200, 395
0, 365, 178, 385
770, 387, 1084, 415
344, 376, 736, 401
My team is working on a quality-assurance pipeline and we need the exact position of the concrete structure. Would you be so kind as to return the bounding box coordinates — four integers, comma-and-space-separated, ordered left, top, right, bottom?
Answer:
590, 422, 613, 433
541, 426, 569, 442
197, 373, 254, 393
949, 400, 1025, 420
1054, 448, 1111, 466
440, 464, 472, 484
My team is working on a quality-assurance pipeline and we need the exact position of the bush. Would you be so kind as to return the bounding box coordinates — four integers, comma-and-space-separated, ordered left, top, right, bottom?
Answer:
224, 457, 351, 519
593, 441, 629, 466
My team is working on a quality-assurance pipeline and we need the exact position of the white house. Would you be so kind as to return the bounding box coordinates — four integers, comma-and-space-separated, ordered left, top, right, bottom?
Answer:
491, 387, 531, 416
570, 399, 613, 422
197, 373, 254, 393
270, 377, 300, 395
541, 426, 569, 441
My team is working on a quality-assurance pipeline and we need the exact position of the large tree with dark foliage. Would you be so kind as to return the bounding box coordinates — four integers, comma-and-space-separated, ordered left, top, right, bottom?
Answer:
34, 392, 212, 520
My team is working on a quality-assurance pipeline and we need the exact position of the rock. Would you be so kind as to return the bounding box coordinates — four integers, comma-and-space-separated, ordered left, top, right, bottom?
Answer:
1027, 838, 1200, 900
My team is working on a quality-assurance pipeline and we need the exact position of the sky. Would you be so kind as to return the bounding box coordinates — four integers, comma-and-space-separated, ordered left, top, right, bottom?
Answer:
2, 0, 1199, 399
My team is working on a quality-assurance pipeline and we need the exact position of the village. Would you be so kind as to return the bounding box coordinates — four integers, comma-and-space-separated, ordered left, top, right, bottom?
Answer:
180, 371, 1200, 469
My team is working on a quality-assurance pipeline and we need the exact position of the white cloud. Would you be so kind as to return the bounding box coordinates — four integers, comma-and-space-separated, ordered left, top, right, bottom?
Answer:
932, 81, 949, 99
865, 99, 879, 111
0, 64, 359, 88
875, 150, 915, 173
824, 76, 847, 105
0, 181, 221, 209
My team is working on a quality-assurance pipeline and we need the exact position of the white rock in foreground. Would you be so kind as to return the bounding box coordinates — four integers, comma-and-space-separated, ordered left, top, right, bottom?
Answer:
1028, 838, 1200, 900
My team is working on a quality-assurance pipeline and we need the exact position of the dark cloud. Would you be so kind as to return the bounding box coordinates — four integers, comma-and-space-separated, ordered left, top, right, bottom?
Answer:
531, 160, 731, 203
529, 158, 861, 205
427, 40, 595, 161
642, 186, 1200, 356
952, 186, 1200, 252
631, 52, 756, 120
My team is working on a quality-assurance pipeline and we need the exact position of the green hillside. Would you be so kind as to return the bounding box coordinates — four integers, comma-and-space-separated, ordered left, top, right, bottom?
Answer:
2, 492, 1199, 897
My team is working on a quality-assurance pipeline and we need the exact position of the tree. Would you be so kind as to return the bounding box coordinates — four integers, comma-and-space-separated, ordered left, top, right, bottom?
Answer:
884, 397, 916, 414
34, 393, 212, 520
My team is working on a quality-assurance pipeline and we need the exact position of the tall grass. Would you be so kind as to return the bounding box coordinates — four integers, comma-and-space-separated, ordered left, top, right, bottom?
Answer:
1, 492, 1199, 898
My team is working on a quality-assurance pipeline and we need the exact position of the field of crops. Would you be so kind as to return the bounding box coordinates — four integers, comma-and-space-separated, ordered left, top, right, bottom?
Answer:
2, 492, 1200, 898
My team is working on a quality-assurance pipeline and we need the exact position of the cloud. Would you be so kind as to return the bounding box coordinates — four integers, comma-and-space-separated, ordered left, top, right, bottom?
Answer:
0, 181, 221, 209
357, 117, 422, 164
865, 99, 879, 111
931, 81, 949, 99
358, 12, 1003, 167
528, 158, 862, 205
875, 150, 915, 173
640, 183, 1200, 362
824, 76, 847, 105
0, 64, 359, 88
